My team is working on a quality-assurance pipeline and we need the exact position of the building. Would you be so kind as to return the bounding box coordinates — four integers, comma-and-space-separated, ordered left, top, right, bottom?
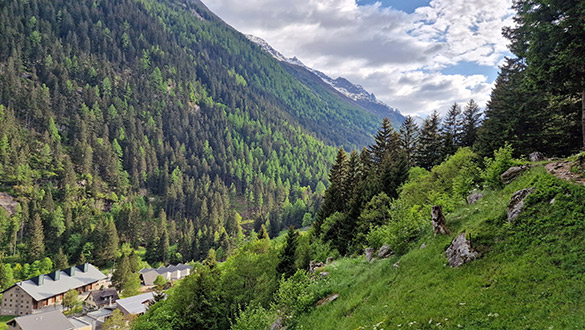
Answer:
6, 310, 91, 330
84, 288, 119, 310
115, 292, 155, 316
1, 263, 107, 316
138, 263, 193, 285
76, 308, 114, 330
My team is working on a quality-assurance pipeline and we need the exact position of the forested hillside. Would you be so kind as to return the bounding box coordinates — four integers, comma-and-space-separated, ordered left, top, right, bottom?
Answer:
0, 0, 384, 280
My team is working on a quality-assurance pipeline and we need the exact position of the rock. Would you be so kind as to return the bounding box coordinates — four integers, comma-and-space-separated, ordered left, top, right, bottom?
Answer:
365, 248, 375, 262
377, 244, 393, 258
500, 165, 529, 184
326, 257, 334, 264
317, 293, 339, 306
550, 198, 555, 205
466, 191, 484, 205
393, 262, 400, 269
507, 188, 536, 223
270, 317, 284, 330
431, 205, 450, 236
309, 261, 325, 273
319, 271, 330, 278
420, 243, 427, 249
445, 232, 479, 267
529, 152, 546, 162
0, 192, 19, 216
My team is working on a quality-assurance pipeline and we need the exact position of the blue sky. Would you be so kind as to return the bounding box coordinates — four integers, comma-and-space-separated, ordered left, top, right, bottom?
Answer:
206, 0, 514, 116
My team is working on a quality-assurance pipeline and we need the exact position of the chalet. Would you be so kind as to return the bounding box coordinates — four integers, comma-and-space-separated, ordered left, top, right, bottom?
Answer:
84, 288, 119, 310
138, 263, 192, 285
0, 263, 107, 316
6, 310, 91, 330
115, 292, 155, 316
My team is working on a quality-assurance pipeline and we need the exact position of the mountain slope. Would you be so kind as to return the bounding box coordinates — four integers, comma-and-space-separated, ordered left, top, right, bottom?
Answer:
246, 35, 405, 127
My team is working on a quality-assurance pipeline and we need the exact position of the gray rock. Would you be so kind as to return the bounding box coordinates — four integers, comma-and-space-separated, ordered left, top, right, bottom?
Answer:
377, 244, 393, 258
500, 165, 529, 184
309, 261, 325, 273
0, 192, 19, 216
445, 232, 479, 267
420, 243, 427, 249
529, 152, 546, 162
467, 191, 484, 205
317, 293, 339, 306
365, 248, 375, 262
270, 317, 284, 330
326, 257, 334, 264
393, 262, 400, 269
319, 271, 330, 278
431, 205, 450, 235
507, 188, 536, 223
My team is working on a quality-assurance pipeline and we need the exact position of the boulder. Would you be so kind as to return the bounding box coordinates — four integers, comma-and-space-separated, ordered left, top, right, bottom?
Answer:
420, 243, 427, 249
507, 188, 536, 223
319, 271, 330, 278
445, 232, 479, 267
466, 191, 484, 205
365, 248, 375, 262
377, 244, 393, 258
317, 293, 339, 306
431, 205, 450, 235
529, 152, 546, 162
326, 257, 334, 264
393, 262, 400, 269
500, 165, 529, 184
309, 261, 325, 273
270, 317, 284, 330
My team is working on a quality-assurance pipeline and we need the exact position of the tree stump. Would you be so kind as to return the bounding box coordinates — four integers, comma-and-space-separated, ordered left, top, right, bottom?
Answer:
431, 205, 450, 235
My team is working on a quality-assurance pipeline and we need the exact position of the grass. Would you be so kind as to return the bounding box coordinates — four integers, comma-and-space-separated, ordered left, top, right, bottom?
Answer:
292, 166, 585, 329
0, 315, 14, 330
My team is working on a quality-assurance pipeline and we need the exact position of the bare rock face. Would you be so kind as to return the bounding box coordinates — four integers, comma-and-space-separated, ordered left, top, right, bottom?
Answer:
0, 192, 19, 216
445, 233, 479, 267
507, 188, 536, 224
431, 205, 450, 236
501, 165, 529, 184
377, 244, 393, 258
529, 152, 546, 162
365, 248, 375, 262
467, 191, 484, 205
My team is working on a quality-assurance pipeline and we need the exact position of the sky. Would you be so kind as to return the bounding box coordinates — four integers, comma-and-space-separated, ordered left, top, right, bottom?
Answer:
204, 0, 515, 117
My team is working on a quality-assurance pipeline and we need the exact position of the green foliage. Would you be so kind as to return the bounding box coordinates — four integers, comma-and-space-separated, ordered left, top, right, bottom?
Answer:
231, 305, 277, 330
62, 289, 79, 311
274, 270, 317, 322
481, 143, 516, 189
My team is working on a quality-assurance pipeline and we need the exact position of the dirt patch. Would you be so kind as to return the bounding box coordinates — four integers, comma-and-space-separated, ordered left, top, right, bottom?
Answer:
545, 161, 585, 186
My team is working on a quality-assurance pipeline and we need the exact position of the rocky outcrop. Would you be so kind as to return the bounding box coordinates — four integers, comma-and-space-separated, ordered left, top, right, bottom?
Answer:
507, 188, 536, 224
529, 152, 546, 162
500, 165, 529, 184
467, 191, 484, 205
270, 317, 284, 330
317, 293, 339, 306
445, 233, 479, 267
377, 244, 393, 258
365, 248, 375, 262
309, 261, 325, 273
0, 192, 19, 216
431, 205, 450, 235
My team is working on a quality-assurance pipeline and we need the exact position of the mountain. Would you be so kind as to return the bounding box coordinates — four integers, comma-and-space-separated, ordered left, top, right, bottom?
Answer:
246, 35, 405, 126
0, 0, 391, 275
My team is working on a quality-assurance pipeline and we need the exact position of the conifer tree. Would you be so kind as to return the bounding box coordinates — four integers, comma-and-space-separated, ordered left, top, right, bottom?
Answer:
460, 100, 482, 148
54, 248, 69, 270
441, 103, 462, 158
29, 214, 45, 262
400, 116, 419, 167
276, 226, 299, 278
415, 111, 442, 170
259, 224, 269, 240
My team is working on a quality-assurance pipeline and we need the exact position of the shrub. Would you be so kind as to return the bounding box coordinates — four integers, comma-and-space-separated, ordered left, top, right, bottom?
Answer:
231, 305, 277, 330
481, 143, 516, 189
274, 270, 317, 321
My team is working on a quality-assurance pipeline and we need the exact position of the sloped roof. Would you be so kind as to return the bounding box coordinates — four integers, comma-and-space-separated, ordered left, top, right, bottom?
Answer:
116, 292, 155, 315
87, 287, 119, 306
8, 310, 74, 330
5, 264, 106, 302
138, 263, 192, 275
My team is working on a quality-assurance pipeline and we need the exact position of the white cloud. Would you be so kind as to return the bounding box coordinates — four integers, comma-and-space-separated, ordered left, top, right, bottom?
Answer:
204, 0, 513, 115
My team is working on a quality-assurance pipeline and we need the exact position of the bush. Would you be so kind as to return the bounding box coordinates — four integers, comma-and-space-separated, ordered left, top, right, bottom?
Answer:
481, 143, 517, 189
231, 305, 277, 330
274, 270, 317, 322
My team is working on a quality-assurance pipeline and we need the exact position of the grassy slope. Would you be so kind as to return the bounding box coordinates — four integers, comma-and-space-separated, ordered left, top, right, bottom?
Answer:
294, 166, 585, 329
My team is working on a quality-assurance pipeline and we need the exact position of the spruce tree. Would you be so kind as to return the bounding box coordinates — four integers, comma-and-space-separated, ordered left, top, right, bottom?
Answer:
276, 226, 299, 278
29, 214, 45, 262
441, 103, 462, 158
415, 111, 442, 170
399, 116, 419, 167
460, 100, 482, 147
54, 248, 69, 270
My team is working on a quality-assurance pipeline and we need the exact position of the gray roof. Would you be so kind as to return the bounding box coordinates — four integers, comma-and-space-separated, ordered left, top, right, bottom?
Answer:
68, 317, 92, 329
87, 287, 119, 306
8, 311, 74, 330
7, 264, 106, 302
138, 263, 192, 274
116, 292, 155, 315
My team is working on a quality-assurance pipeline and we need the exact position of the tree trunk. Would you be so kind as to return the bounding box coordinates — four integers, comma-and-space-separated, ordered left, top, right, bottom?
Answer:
582, 89, 585, 150
431, 205, 450, 236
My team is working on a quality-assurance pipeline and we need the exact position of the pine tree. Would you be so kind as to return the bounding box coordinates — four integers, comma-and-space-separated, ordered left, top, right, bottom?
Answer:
441, 103, 462, 158
399, 116, 419, 167
258, 224, 269, 240
112, 252, 130, 291
54, 248, 69, 270
460, 100, 482, 147
29, 214, 45, 262
415, 111, 442, 170
276, 226, 299, 278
